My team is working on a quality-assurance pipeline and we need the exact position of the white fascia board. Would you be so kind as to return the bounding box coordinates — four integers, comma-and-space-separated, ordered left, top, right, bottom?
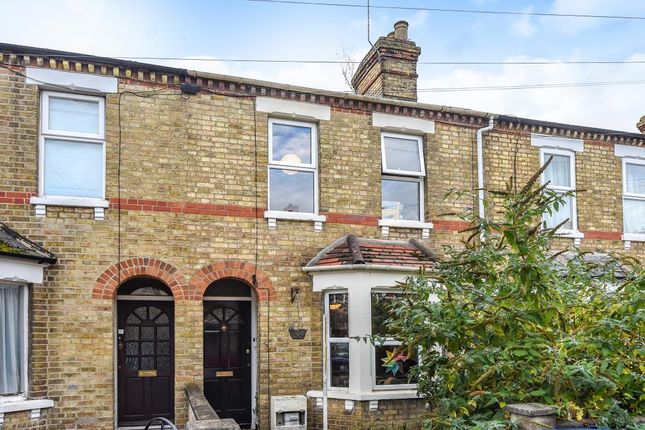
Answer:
530, 134, 584, 152
26, 67, 118, 93
0, 257, 48, 284
256, 97, 331, 121
308, 269, 415, 292
615, 143, 645, 159
372, 112, 435, 134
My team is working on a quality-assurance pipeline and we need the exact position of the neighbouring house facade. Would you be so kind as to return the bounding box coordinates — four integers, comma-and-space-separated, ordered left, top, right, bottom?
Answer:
1, 21, 645, 430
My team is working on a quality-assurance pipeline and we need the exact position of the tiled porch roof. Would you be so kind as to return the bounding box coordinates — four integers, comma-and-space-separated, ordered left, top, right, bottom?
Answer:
306, 234, 435, 269
0, 222, 56, 264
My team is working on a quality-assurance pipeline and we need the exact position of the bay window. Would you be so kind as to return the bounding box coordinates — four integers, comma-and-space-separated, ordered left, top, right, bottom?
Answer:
0, 284, 27, 399
325, 292, 349, 389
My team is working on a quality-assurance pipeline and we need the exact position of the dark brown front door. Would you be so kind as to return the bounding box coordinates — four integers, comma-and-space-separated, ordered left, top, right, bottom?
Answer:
204, 301, 252, 428
117, 300, 174, 426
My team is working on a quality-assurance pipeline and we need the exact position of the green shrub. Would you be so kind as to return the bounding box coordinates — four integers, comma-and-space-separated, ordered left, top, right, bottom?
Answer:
387, 166, 644, 429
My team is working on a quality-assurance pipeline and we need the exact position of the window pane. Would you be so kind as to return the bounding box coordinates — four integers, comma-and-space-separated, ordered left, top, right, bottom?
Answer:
543, 154, 571, 188
371, 292, 401, 337
0, 284, 24, 395
382, 178, 420, 221
328, 293, 348, 338
383, 136, 422, 173
44, 138, 103, 198
330, 343, 349, 388
626, 163, 645, 195
624, 199, 645, 233
49, 96, 100, 135
374, 345, 418, 386
543, 192, 573, 230
269, 168, 314, 213
271, 123, 312, 165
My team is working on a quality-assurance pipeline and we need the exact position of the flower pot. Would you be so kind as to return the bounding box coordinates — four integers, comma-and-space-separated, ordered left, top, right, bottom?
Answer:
288, 327, 307, 340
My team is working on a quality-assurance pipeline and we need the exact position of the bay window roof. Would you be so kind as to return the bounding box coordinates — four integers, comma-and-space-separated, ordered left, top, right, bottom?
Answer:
0, 222, 57, 264
304, 234, 435, 271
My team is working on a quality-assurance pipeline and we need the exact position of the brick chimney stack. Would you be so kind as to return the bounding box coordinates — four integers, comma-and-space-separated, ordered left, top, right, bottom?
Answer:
351, 21, 421, 102
638, 115, 645, 133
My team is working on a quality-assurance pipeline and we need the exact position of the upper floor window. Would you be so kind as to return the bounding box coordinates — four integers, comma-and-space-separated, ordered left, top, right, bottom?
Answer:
622, 159, 645, 234
268, 118, 318, 214
0, 283, 27, 399
541, 148, 577, 232
39, 92, 105, 199
381, 133, 425, 222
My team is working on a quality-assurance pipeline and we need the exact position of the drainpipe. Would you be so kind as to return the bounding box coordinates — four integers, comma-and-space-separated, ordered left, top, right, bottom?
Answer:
476, 117, 495, 232
322, 312, 328, 430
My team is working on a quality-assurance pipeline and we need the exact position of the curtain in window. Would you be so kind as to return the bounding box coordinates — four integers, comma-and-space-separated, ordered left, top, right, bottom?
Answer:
624, 199, 645, 233
626, 163, 645, 195
0, 284, 24, 395
543, 154, 571, 188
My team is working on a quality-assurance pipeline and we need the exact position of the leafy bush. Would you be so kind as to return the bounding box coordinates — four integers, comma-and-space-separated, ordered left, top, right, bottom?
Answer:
387, 166, 645, 429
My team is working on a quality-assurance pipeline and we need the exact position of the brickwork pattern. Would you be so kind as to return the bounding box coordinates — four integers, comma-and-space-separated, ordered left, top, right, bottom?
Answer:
308, 398, 427, 430
1, 59, 644, 430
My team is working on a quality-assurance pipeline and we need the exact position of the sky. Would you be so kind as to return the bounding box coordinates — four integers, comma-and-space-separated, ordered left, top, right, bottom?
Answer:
3, 0, 645, 132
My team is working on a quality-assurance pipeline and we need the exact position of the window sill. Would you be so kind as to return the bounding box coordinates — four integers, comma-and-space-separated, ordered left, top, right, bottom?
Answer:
553, 229, 584, 245
306, 389, 421, 401
378, 219, 433, 238
0, 398, 54, 423
264, 210, 326, 232
30, 196, 108, 220
622, 233, 645, 250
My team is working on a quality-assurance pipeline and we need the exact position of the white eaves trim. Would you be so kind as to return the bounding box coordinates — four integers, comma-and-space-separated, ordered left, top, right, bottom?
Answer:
372, 112, 435, 134
256, 97, 331, 121
306, 389, 420, 401
531, 134, 584, 152
615, 143, 645, 159
26, 67, 117, 93
0, 256, 50, 284
306, 268, 417, 292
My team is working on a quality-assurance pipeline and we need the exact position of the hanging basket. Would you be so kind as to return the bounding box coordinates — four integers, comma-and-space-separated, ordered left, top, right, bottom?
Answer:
288, 327, 307, 340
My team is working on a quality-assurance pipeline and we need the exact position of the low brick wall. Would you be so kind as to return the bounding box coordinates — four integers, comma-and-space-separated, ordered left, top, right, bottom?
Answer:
185, 384, 240, 430
308, 397, 427, 430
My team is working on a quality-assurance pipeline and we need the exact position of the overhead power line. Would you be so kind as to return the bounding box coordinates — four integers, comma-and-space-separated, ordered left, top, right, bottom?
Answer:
6, 53, 645, 66
416, 79, 645, 92
249, 0, 645, 20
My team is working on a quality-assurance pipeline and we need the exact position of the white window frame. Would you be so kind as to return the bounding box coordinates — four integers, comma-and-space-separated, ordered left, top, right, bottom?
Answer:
324, 290, 350, 391
0, 283, 29, 403
322, 286, 418, 394
622, 158, 645, 239
381, 132, 425, 176
267, 118, 319, 216
370, 289, 417, 391
540, 148, 580, 236
34, 91, 107, 212
379, 133, 429, 233
40, 92, 105, 140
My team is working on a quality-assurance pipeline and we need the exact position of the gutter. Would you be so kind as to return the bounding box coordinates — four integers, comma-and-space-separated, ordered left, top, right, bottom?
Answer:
303, 264, 422, 273
476, 117, 495, 225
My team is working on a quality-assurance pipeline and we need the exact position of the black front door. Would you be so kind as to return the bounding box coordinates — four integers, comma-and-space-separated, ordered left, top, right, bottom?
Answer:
117, 300, 174, 426
204, 301, 252, 427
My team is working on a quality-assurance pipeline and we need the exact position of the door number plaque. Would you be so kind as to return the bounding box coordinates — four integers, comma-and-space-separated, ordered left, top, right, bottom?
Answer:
138, 370, 157, 377
216, 371, 234, 377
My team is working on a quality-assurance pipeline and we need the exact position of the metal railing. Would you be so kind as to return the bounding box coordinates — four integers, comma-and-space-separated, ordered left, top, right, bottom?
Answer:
144, 417, 178, 430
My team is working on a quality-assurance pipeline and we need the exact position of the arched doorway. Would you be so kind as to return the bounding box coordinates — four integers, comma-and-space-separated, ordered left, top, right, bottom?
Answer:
116, 277, 175, 427
203, 279, 256, 428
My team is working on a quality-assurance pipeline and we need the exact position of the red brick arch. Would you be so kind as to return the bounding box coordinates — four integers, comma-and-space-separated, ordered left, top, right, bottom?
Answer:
93, 257, 187, 300
189, 261, 276, 302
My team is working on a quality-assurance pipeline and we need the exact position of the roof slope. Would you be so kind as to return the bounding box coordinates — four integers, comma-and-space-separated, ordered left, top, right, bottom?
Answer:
0, 222, 57, 263
306, 234, 435, 269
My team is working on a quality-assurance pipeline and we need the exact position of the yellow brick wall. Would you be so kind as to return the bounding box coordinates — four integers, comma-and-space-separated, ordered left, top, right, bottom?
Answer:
1, 63, 643, 430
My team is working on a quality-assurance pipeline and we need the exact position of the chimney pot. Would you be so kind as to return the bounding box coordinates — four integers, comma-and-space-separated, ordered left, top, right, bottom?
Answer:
393, 20, 409, 40
638, 115, 645, 133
